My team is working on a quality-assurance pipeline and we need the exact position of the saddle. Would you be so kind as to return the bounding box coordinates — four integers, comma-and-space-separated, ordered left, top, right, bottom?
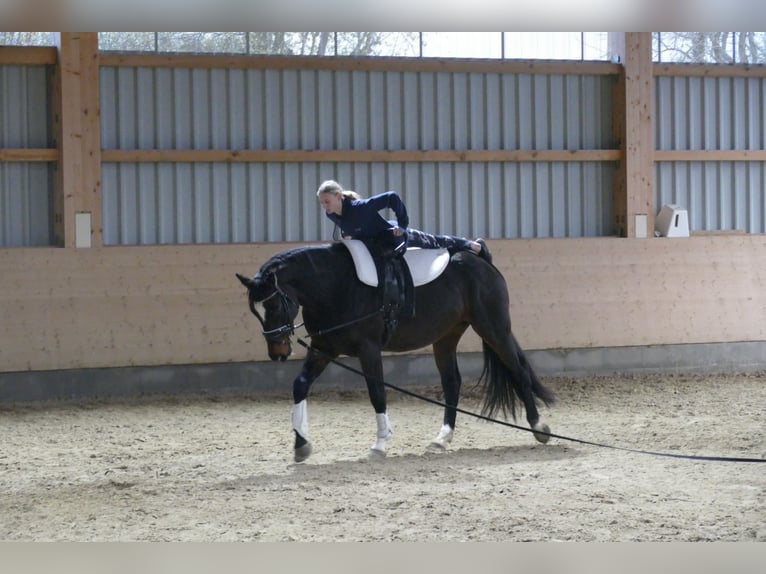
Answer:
341, 239, 450, 288
341, 239, 451, 345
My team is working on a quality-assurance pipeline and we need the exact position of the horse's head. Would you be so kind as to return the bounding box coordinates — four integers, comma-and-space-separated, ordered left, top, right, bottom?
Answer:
236, 270, 299, 362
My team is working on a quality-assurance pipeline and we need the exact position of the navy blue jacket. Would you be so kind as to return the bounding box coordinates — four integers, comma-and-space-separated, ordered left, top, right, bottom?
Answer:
326, 191, 410, 240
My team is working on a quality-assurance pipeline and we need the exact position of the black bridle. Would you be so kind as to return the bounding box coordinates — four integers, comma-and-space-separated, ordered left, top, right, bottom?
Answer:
248, 274, 302, 343
247, 272, 384, 343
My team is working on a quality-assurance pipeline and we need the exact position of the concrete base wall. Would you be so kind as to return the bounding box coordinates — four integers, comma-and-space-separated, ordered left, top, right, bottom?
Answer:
2, 341, 764, 403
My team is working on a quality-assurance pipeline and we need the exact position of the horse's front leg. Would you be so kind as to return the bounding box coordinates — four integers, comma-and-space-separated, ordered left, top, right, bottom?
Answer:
291, 349, 332, 463
358, 345, 393, 458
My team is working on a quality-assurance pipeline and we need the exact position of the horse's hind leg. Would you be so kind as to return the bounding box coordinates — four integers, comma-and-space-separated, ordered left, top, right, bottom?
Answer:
429, 327, 468, 451
513, 338, 553, 443
472, 313, 555, 444
491, 334, 554, 443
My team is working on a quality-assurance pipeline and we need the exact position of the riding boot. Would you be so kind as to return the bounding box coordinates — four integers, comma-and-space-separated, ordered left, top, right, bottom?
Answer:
475, 238, 493, 264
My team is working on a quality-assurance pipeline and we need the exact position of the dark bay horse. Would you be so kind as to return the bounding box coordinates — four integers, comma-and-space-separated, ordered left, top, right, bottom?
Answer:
236, 242, 555, 462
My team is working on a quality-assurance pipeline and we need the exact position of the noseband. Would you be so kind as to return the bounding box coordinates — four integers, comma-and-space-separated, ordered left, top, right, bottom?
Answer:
249, 275, 301, 343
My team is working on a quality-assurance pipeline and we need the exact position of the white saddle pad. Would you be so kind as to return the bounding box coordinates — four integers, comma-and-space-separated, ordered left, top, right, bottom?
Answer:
340, 239, 450, 287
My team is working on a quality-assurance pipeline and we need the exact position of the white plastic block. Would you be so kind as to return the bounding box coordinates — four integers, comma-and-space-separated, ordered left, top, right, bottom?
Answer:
75, 212, 92, 248
655, 204, 690, 237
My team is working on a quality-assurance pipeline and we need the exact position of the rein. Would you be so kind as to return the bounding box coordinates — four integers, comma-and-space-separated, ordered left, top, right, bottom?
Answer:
250, 273, 382, 342
294, 337, 766, 464
304, 309, 383, 338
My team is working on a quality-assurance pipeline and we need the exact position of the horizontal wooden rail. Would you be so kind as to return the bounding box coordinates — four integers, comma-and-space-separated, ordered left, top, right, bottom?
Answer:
99, 52, 622, 76
653, 63, 766, 78
6, 148, 766, 164
0, 148, 59, 161
655, 150, 766, 161
4, 46, 764, 80
0, 46, 57, 65
100, 149, 621, 163
98, 53, 766, 79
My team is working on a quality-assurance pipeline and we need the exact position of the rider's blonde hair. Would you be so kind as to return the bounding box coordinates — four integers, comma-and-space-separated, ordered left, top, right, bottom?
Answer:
316, 179, 361, 201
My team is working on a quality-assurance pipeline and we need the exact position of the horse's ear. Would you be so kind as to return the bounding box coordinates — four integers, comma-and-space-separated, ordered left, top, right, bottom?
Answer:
236, 273, 255, 290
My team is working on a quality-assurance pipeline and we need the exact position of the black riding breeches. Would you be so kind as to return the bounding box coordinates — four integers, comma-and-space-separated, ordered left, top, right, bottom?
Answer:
405, 228, 473, 252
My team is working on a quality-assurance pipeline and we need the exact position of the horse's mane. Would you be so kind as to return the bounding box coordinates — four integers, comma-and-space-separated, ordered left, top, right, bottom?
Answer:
259, 243, 348, 280
258, 243, 359, 315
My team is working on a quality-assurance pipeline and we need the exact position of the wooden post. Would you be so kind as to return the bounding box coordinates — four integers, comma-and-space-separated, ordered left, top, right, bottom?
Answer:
610, 33, 654, 238
52, 33, 102, 247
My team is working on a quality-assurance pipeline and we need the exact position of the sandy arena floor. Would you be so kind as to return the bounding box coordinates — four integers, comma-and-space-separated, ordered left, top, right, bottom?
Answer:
1, 372, 764, 541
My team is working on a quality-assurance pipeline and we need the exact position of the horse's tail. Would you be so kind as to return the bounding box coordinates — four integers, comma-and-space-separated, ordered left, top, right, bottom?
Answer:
477, 336, 556, 420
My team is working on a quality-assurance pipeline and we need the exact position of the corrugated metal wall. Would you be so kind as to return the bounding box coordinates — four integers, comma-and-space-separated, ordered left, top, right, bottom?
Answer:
0, 65, 52, 247
655, 75, 766, 233
7, 63, 766, 246
99, 66, 615, 245
100, 161, 615, 244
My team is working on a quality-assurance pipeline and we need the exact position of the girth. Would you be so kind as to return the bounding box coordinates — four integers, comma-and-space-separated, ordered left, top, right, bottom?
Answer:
363, 240, 415, 347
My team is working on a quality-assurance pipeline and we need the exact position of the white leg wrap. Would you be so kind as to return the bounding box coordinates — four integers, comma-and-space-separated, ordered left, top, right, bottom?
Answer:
292, 399, 309, 440
371, 412, 394, 452
432, 423, 454, 448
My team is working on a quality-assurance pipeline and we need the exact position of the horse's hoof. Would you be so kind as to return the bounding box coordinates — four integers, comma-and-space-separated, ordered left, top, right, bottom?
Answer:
428, 424, 454, 452
294, 442, 313, 463
368, 448, 387, 460
532, 422, 551, 444
427, 441, 448, 452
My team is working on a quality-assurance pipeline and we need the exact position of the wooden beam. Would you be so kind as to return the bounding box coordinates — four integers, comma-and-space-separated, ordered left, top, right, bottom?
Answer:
99, 52, 621, 76
11, 148, 766, 164
655, 150, 766, 161
52, 33, 103, 248
611, 33, 655, 238
0, 46, 57, 65
0, 149, 59, 161
611, 62, 627, 238
654, 63, 766, 78
100, 148, 620, 163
